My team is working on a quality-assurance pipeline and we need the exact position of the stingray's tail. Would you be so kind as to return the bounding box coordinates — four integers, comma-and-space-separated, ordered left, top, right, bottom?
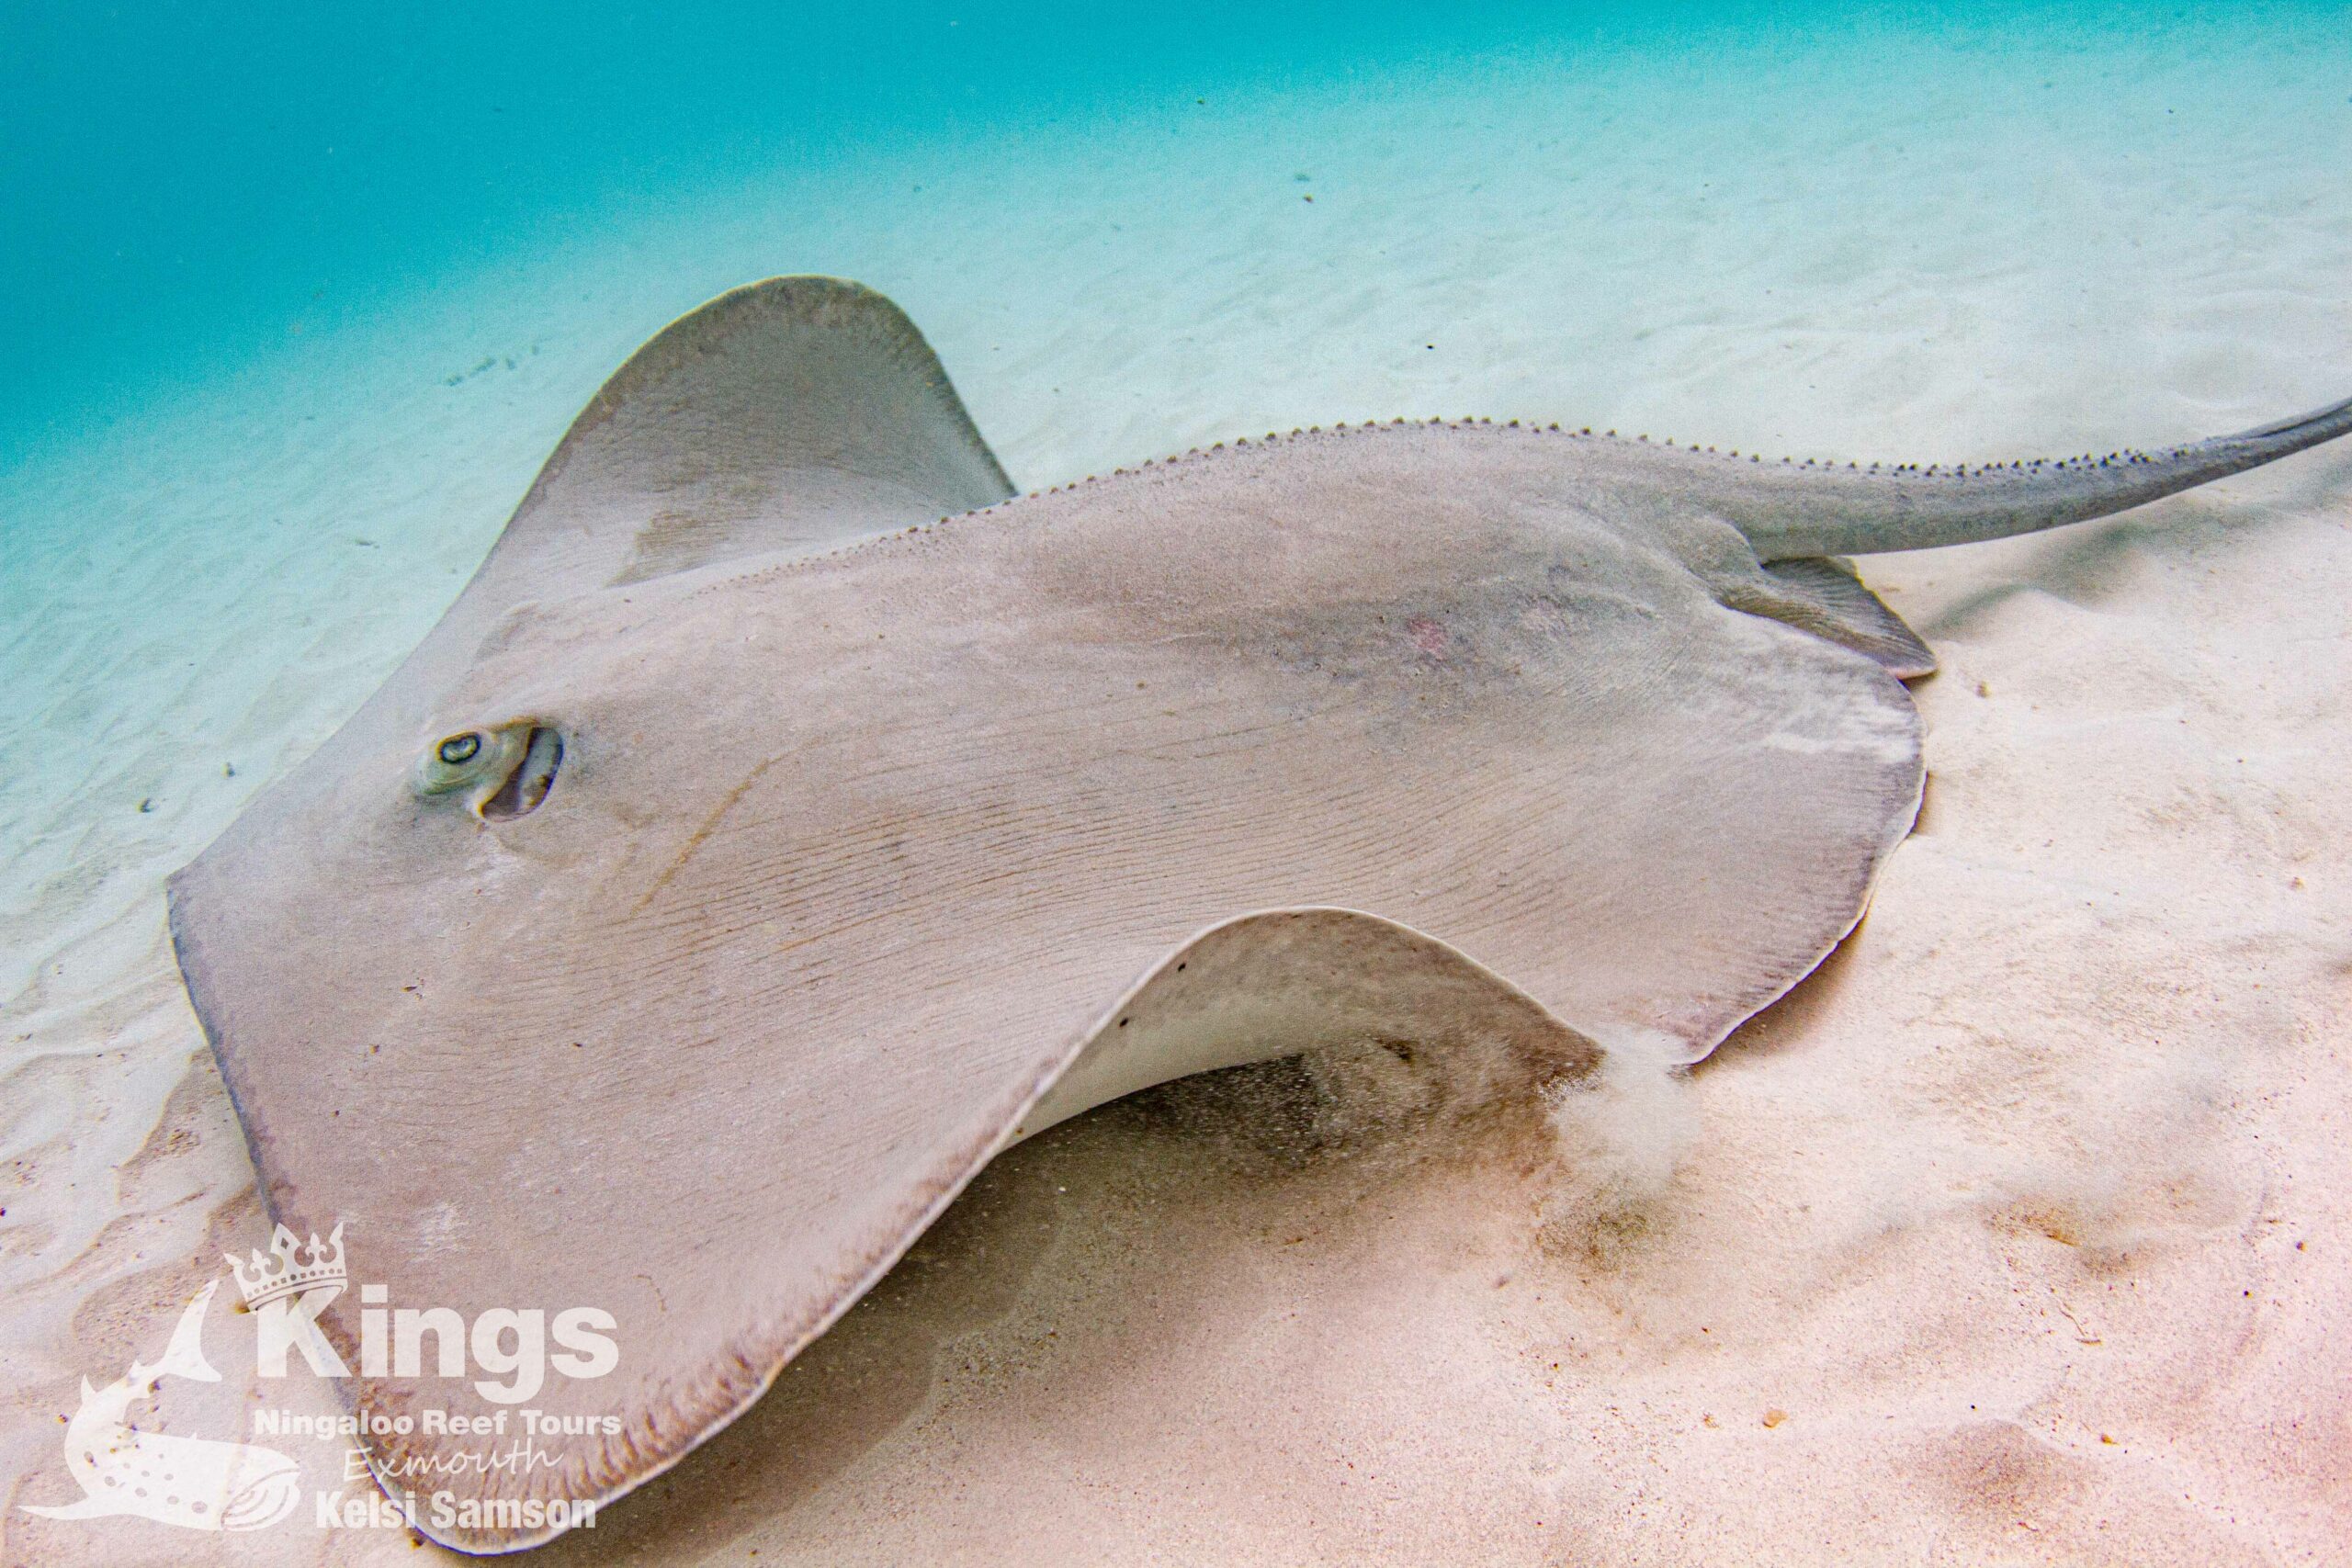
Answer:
1715, 389, 2352, 560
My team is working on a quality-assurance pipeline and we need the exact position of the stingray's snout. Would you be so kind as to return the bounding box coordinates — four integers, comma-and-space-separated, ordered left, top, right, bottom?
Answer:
414, 719, 563, 820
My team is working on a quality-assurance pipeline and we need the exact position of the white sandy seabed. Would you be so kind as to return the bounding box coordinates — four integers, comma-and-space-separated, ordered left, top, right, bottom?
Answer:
3, 15, 2350, 1565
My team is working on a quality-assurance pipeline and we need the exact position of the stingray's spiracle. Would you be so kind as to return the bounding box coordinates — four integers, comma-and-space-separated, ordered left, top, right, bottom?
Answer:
482, 728, 563, 821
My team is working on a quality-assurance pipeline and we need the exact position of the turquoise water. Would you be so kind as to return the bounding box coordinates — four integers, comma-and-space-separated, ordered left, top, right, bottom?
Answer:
11, 3, 2348, 443
4, 0, 1667, 437
2, 0, 2348, 1282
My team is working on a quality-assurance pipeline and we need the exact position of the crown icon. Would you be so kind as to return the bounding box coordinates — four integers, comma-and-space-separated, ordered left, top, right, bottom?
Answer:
226, 1222, 347, 1309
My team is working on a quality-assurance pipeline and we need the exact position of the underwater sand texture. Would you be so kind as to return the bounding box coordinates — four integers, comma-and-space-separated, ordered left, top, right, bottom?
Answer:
5, 12, 2350, 1566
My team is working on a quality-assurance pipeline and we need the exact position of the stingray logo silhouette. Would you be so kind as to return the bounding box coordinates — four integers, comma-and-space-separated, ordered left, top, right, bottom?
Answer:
20, 1280, 303, 1533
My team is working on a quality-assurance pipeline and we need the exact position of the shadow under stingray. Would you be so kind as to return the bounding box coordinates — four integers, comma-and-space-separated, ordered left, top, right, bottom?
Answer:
527, 1053, 1549, 1565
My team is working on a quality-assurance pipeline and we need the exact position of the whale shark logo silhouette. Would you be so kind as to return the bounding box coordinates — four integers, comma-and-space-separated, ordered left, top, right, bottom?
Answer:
21, 1280, 301, 1533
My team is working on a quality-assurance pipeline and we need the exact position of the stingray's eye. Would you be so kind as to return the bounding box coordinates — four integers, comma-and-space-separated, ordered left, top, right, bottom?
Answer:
416, 724, 525, 799
414, 721, 564, 819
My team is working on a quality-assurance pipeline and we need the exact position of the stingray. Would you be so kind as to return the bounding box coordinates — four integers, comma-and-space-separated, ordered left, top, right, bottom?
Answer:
165, 276, 2352, 1551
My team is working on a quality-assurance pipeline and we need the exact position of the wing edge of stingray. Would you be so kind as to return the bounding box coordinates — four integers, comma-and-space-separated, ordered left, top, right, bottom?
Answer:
1668, 719, 1927, 1066
509, 274, 1015, 533
172, 795, 1922, 1551
331, 906, 1607, 1553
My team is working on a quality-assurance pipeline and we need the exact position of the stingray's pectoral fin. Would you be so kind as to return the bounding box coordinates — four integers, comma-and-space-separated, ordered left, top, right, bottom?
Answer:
455, 276, 1017, 619
1716, 557, 1937, 680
